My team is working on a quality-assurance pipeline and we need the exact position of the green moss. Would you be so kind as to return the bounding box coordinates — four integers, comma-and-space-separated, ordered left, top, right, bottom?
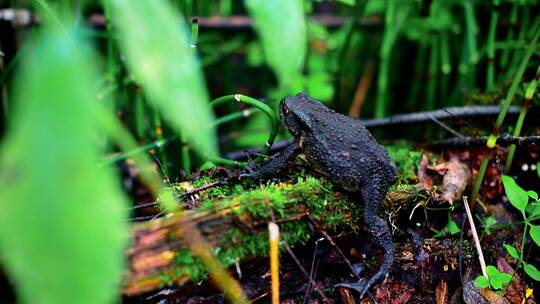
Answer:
389, 182, 418, 193
386, 141, 422, 185
173, 250, 207, 282
161, 175, 363, 285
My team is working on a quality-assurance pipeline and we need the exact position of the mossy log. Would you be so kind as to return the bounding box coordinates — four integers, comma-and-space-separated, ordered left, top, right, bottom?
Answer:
123, 177, 426, 296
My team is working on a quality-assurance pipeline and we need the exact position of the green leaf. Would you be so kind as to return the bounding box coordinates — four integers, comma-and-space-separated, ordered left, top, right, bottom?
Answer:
524, 263, 540, 281
244, 0, 306, 91
483, 216, 497, 235
446, 214, 461, 235
486, 265, 500, 277
537, 162, 540, 178
474, 276, 490, 288
337, 0, 356, 6
490, 277, 503, 290
504, 244, 520, 259
0, 26, 128, 304
501, 175, 529, 215
528, 191, 538, 200
108, 0, 217, 158
530, 225, 540, 247
498, 272, 513, 284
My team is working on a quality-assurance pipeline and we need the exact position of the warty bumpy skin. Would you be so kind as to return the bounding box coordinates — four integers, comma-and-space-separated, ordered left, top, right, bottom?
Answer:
245, 92, 397, 298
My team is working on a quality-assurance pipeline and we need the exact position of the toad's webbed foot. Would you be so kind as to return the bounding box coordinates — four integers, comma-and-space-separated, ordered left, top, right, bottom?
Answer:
336, 278, 369, 298
336, 259, 391, 298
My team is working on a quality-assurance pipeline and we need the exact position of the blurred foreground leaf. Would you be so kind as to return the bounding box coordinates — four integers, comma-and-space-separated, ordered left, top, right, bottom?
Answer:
245, 0, 306, 92
107, 0, 217, 157
0, 26, 128, 304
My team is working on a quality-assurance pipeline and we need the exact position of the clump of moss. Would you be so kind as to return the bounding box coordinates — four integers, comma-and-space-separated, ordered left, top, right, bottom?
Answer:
386, 141, 422, 185
160, 176, 362, 285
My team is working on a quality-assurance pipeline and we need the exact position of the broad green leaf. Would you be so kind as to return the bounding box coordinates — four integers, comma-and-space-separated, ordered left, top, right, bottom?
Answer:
490, 277, 503, 290
486, 265, 500, 277
524, 263, 540, 281
0, 26, 128, 304
501, 175, 528, 215
446, 214, 461, 235
244, 0, 306, 91
530, 225, 540, 247
504, 244, 520, 259
498, 272, 513, 284
528, 191, 538, 200
108, 0, 217, 157
474, 276, 490, 288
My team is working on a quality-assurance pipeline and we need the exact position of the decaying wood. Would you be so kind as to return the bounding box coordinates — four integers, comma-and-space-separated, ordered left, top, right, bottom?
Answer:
123, 183, 427, 296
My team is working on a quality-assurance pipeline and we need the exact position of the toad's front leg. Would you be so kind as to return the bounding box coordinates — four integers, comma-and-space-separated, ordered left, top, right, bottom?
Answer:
239, 142, 301, 180
336, 180, 394, 298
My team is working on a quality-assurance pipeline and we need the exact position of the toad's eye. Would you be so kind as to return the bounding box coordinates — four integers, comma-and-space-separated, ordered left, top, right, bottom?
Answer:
282, 104, 291, 114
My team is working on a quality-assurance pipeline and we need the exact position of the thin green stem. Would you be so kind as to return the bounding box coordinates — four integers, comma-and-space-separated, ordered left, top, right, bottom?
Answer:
102, 109, 256, 166
485, 0, 499, 92
406, 42, 427, 109
210, 94, 279, 160
134, 88, 146, 139
440, 31, 451, 102
374, 0, 395, 118
499, 3, 518, 70
102, 0, 118, 84
493, 26, 540, 132
178, 18, 201, 174
152, 109, 170, 176
463, 0, 479, 65
334, 19, 356, 106
33, 0, 67, 34
518, 220, 528, 268
427, 36, 439, 111
504, 64, 540, 173
506, 7, 530, 80
470, 23, 540, 206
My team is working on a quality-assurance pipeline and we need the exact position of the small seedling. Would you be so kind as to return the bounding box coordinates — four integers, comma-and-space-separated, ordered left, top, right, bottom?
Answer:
474, 265, 513, 291
477, 215, 497, 236
475, 175, 540, 290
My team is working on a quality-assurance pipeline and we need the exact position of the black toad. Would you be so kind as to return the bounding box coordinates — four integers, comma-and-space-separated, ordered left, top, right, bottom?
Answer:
244, 93, 398, 298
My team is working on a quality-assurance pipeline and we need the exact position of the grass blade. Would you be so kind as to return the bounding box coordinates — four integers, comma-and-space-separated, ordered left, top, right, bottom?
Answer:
107, 0, 217, 158
0, 26, 128, 304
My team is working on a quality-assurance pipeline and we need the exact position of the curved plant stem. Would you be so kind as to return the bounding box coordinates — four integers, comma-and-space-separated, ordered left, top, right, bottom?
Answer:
210, 94, 280, 161
102, 109, 257, 166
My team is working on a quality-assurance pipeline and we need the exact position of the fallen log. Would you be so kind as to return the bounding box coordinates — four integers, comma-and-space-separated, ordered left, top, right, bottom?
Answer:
123, 176, 427, 296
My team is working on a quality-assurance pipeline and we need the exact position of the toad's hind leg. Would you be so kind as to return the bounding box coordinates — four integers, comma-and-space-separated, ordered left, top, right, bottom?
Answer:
336, 180, 394, 298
